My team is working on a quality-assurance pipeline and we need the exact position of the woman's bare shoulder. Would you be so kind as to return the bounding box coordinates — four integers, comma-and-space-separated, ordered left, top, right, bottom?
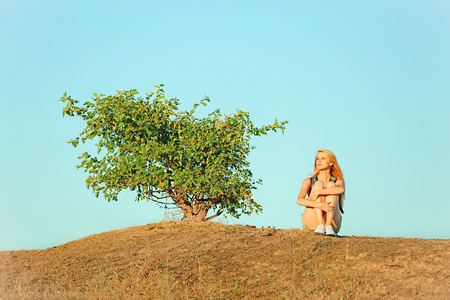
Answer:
336, 178, 344, 186
301, 177, 312, 187
302, 177, 311, 183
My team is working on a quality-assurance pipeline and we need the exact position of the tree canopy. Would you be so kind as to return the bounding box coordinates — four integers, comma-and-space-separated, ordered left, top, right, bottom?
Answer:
60, 85, 287, 222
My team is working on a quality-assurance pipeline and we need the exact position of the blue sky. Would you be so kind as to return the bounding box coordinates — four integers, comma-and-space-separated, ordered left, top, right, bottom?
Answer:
1, 0, 449, 250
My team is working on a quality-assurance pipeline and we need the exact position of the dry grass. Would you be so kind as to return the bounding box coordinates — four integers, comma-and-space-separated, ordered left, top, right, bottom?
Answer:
1, 221, 449, 299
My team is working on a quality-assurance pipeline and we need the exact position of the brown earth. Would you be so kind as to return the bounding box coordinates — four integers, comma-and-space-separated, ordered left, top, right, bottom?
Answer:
0, 221, 449, 299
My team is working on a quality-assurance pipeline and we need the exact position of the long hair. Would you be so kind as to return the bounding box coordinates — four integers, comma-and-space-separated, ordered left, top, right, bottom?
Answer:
312, 149, 345, 211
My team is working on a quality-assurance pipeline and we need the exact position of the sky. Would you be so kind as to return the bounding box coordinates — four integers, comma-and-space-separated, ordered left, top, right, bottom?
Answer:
1, 0, 449, 250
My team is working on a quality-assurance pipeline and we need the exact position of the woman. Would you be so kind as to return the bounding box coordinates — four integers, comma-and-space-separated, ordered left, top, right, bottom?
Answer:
296, 149, 345, 236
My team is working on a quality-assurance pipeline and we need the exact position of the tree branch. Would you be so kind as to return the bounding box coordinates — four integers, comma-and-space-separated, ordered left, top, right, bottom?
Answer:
144, 189, 168, 200
205, 210, 223, 221
143, 189, 174, 205
143, 194, 175, 205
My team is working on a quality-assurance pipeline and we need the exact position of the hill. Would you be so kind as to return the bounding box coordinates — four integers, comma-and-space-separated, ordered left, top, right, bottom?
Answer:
0, 222, 449, 299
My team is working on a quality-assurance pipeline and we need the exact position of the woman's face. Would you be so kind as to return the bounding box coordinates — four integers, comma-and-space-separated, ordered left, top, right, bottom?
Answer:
315, 152, 332, 170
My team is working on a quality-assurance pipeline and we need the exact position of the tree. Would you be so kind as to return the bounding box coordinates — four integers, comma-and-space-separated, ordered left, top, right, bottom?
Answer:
60, 85, 287, 222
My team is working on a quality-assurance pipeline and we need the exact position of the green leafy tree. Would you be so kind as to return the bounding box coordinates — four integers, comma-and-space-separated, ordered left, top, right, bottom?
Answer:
60, 85, 287, 222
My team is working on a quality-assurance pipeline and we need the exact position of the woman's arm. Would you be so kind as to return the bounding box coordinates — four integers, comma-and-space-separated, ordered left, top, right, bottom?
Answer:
296, 178, 333, 212
310, 179, 345, 200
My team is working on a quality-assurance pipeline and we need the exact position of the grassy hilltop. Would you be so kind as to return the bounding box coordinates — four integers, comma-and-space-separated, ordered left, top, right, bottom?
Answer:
1, 222, 449, 299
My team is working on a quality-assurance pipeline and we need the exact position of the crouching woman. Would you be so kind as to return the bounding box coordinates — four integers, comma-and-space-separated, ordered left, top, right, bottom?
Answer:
296, 149, 345, 236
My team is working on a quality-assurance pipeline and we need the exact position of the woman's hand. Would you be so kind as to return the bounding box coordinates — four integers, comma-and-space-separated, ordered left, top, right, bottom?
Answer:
319, 202, 334, 213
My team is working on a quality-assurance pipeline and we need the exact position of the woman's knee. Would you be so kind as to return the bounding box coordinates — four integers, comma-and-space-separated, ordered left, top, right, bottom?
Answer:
325, 181, 336, 188
311, 181, 325, 202
311, 180, 325, 190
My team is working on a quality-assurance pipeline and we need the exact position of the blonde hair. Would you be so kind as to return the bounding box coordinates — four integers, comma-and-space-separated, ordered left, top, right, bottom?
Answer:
312, 149, 345, 211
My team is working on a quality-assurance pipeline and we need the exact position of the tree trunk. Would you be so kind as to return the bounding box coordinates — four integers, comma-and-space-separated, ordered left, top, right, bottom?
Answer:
177, 201, 209, 222
170, 190, 214, 222
186, 207, 208, 222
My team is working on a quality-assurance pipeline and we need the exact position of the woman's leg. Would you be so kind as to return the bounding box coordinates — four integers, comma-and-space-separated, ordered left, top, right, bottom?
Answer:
302, 180, 326, 230
313, 181, 326, 226
324, 181, 342, 229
